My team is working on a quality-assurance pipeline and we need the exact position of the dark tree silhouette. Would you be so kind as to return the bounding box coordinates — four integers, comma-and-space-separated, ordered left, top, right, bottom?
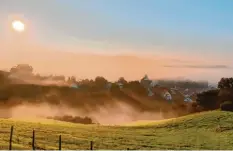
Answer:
220, 101, 233, 111
118, 77, 127, 85
195, 89, 220, 111
67, 76, 76, 84
10, 64, 33, 75
218, 77, 233, 89
95, 76, 108, 88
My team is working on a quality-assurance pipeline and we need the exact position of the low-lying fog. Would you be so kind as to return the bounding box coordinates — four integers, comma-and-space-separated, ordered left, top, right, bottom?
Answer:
0, 102, 178, 125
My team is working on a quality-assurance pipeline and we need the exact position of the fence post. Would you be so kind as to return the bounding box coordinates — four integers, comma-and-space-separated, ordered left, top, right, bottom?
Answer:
59, 135, 61, 150
9, 126, 13, 150
90, 141, 93, 150
32, 129, 35, 150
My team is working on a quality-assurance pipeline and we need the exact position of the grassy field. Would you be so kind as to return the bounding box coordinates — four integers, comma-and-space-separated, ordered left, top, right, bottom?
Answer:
0, 111, 233, 150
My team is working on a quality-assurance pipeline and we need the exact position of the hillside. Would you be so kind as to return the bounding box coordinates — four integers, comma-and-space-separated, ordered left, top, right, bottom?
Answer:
0, 67, 211, 124
0, 111, 232, 150
0, 81, 189, 123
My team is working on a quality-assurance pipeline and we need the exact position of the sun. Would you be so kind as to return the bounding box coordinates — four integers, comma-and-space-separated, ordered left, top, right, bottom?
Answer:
12, 20, 25, 32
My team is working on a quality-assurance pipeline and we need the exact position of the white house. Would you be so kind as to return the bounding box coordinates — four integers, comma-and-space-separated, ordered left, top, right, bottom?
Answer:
71, 84, 79, 89
140, 75, 152, 88
184, 97, 192, 102
163, 91, 172, 101
184, 88, 189, 93
117, 82, 123, 89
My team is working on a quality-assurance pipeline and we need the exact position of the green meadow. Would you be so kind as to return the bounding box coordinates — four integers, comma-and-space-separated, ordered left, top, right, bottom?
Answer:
0, 111, 232, 150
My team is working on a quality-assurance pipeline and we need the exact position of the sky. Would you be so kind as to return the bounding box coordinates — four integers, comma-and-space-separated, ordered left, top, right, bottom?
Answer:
0, 0, 233, 83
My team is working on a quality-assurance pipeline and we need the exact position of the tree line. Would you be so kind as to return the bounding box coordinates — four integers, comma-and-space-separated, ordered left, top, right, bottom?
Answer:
4, 64, 210, 89
191, 78, 233, 112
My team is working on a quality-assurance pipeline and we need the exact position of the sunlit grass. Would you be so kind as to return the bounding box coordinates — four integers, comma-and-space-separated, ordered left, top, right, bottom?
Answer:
0, 111, 233, 149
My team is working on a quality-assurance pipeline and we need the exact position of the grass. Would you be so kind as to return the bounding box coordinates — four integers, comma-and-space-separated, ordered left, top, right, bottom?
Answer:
0, 111, 233, 149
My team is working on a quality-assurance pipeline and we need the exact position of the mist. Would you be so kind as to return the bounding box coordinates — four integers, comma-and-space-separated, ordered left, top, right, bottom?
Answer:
0, 101, 180, 125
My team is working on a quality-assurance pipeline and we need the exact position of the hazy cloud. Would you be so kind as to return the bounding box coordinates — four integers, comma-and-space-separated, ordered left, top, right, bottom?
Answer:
163, 64, 230, 69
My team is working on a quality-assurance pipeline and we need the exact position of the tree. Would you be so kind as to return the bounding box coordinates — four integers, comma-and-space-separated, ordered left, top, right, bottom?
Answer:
0, 71, 9, 85
218, 77, 233, 89
67, 76, 76, 84
217, 77, 233, 111
10, 64, 33, 76
195, 89, 220, 111
94, 76, 108, 88
118, 77, 127, 85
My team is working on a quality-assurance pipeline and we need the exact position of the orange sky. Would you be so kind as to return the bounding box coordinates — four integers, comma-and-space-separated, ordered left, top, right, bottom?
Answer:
0, 16, 231, 83
0, 39, 230, 83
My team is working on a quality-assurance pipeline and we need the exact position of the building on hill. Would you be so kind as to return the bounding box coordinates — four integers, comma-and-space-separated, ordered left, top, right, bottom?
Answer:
163, 91, 172, 101
184, 97, 192, 102
71, 84, 79, 89
117, 82, 123, 89
140, 74, 152, 89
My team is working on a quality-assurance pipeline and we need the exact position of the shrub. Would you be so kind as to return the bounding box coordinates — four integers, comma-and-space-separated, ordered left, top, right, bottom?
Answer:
218, 88, 233, 103
220, 101, 233, 111
48, 115, 94, 124
218, 77, 233, 89
195, 89, 220, 111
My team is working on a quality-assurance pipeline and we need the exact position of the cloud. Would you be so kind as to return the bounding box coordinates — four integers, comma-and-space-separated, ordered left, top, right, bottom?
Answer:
163, 64, 230, 69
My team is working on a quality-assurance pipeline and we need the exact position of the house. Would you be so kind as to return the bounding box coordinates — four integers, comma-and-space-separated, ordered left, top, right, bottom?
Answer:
71, 84, 79, 89
184, 97, 192, 102
117, 82, 123, 89
184, 88, 189, 94
140, 75, 152, 88
163, 91, 172, 101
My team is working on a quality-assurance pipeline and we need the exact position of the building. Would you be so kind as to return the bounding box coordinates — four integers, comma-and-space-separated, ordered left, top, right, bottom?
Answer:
117, 82, 123, 89
140, 75, 152, 89
184, 97, 192, 102
71, 84, 79, 89
163, 91, 172, 101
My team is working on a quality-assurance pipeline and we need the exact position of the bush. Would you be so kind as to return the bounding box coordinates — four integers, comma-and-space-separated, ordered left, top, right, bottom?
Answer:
48, 115, 94, 124
220, 101, 233, 111
218, 77, 233, 89
195, 89, 220, 111
218, 88, 233, 103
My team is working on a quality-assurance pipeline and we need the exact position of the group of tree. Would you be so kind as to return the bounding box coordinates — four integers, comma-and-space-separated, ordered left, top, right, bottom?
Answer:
191, 77, 233, 112
47, 115, 94, 124
8, 64, 233, 113
157, 79, 209, 89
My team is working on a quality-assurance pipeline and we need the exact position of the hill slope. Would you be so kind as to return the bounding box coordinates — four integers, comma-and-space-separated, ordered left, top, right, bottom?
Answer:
0, 111, 232, 150
0, 82, 189, 123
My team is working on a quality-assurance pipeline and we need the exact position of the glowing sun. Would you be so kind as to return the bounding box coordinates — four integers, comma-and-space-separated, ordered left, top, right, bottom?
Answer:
12, 20, 25, 32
